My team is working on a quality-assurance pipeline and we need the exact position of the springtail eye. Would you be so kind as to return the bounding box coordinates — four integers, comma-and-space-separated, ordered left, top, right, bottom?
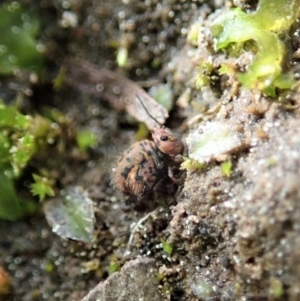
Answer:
160, 135, 169, 141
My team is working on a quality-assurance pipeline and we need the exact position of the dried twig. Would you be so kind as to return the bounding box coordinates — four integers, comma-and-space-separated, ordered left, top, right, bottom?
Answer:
64, 57, 168, 130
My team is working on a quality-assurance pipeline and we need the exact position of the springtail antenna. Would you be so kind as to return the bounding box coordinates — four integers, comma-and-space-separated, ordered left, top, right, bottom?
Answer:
136, 94, 162, 127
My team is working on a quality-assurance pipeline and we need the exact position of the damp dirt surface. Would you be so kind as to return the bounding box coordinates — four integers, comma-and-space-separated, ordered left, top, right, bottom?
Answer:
1, 0, 300, 300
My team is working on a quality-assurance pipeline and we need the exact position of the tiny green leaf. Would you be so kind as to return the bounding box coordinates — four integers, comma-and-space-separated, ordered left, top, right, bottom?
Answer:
76, 130, 97, 151
180, 157, 205, 171
108, 261, 121, 275
53, 67, 66, 90
116, 47, 128, 68
221, 161, 232, 177
161, 239, 173, 255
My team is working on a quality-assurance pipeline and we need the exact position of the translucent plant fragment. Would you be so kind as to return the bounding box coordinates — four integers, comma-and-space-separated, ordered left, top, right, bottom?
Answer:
44, 187, 95, 242
212, 0, 299, 96
191, 276, 215, 300
149, 84, 174, 112
187, 121, 245, 163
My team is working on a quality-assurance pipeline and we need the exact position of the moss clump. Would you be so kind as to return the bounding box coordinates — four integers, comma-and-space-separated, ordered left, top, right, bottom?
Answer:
212, 0, 299, 96
0, 3, 43, 75
195, 62, 214, 90
0, 101, 66, 219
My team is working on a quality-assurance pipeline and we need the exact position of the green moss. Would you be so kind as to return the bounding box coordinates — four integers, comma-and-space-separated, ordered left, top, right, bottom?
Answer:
269, 277, 284, 299
43, 261, 55, 273
187, 23, 201, 46
0, 3, 43, 75
108, 257, 121, 274
221, 161, 232, 177
30, 174, 55, 201
76, 130, 97, 151
0, 101, 67, 220
0, 105, 62, 179
195, 62, 214, 90
157, 273, 164, 282
180, 157, 205, 171
0, 172, 23, 220
212, 0, 299, 96
0, 171, 37, 220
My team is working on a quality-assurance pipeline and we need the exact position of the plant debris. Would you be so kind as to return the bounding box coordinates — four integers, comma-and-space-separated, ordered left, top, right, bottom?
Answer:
64, 57, 169, 130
